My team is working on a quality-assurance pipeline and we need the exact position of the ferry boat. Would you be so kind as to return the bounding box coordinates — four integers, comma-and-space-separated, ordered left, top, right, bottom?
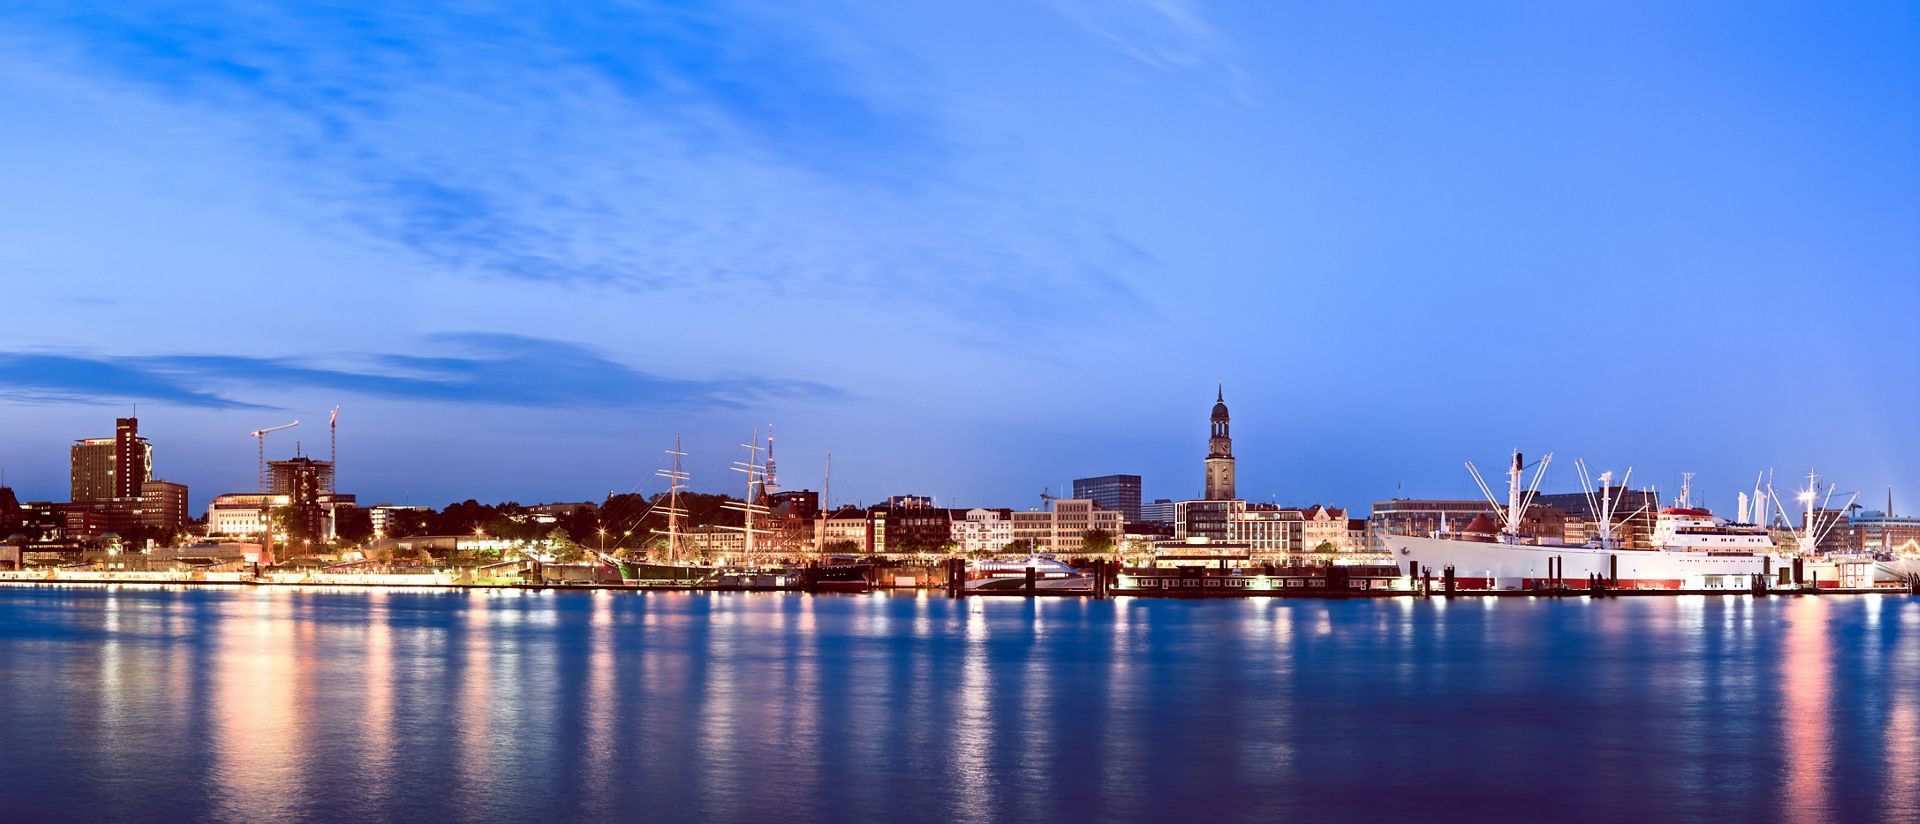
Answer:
965, 555, 1093, 591
1386, 453, 1773, 590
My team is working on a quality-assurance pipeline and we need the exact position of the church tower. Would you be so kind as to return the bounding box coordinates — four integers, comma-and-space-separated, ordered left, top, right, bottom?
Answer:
1204, 383, 1236, 500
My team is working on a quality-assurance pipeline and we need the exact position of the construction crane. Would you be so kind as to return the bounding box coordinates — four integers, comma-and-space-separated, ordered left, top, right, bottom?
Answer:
249, 421, 299, 494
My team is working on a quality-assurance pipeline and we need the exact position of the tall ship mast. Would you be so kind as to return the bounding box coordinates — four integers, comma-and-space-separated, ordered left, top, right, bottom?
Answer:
721, 429, 773, 565
653, 435, 689, 564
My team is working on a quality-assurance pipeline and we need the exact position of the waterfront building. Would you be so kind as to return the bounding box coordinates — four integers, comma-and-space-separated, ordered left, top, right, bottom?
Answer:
1220, 504, 1367, 563
1368, 498, 1568, 544
1140, 498, 1176, 525
815, 506, 869, 554
137, 480, 189, 532
1535, 488, 1659, 548
1010, 498, 1125, 555
369, 504, 431, 539
1073, 474, 1142, 524
768, 490, 821, 520
870, 498, 951, 555
951, 508, 1014, 555
1227, 505, 1300, 560
1808, 508, 1860, 555
1298, 504, 1354, 553
1176, 498, 1241, 542
685, 524, 746, 559
1204, 385, 1236, 500
207, 493, 292, 537
1853, 508, 1920, 554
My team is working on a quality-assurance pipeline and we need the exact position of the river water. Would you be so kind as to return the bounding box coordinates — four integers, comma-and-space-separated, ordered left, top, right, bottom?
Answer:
0, 586, 1914, 823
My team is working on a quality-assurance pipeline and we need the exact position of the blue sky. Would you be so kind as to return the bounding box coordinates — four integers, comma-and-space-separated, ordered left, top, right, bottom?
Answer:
0, 1, 1915, 514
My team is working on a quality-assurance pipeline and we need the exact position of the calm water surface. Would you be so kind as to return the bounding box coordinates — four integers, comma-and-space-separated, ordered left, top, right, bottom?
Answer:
0, 586, 1916, 823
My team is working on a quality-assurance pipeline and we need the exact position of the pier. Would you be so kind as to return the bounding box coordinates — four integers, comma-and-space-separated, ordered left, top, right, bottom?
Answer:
0, 565, 1907, 599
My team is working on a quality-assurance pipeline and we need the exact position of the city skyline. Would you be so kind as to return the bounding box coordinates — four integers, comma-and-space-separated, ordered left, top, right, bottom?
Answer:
0, 395, 1911, 521
1, 2, 1915, 512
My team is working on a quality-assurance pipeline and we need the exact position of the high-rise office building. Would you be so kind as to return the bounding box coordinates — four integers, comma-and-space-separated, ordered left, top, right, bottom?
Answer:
1073, 474, 1142, 523
65, 417, 189, 536
1140, 499, 1177, 525
70, 417, 151, 503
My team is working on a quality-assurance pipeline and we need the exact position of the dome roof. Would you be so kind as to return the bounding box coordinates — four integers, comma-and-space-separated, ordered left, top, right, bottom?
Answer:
1211, 401, 1230, 421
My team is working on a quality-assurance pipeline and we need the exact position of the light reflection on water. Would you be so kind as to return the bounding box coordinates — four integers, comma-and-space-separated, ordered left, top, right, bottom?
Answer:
0, 586, 1917, 823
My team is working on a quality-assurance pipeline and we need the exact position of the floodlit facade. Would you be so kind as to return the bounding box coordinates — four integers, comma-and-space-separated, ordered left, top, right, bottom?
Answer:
952, 508, 1015, 554
1008, 499, 1123, 555
207, 493, 292, 536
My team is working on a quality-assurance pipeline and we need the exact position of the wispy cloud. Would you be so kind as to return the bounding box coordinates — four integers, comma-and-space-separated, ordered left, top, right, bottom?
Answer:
1050, 0, 1253, 102
0, 333, 842, 410
0, 2, 1153, 333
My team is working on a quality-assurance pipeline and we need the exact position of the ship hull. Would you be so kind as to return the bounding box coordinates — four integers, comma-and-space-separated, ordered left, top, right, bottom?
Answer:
1875, 558, 1920, 584
1387, 535, 1770, 591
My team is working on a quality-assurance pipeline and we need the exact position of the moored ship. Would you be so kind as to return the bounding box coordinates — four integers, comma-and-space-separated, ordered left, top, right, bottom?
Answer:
1386, 453, 1773, 590
966, 555, 1093, 591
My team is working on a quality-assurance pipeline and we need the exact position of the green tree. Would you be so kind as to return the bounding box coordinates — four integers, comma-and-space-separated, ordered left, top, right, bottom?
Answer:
1080, 528, 1115, 556
334, 507, 374, 545
548, 527, 585, 563
271, 506, 319, 552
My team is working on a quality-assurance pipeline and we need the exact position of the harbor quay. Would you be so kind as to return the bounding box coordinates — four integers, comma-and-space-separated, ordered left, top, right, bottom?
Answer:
1, 552, 1914, 599
4, 391, 1917, 597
